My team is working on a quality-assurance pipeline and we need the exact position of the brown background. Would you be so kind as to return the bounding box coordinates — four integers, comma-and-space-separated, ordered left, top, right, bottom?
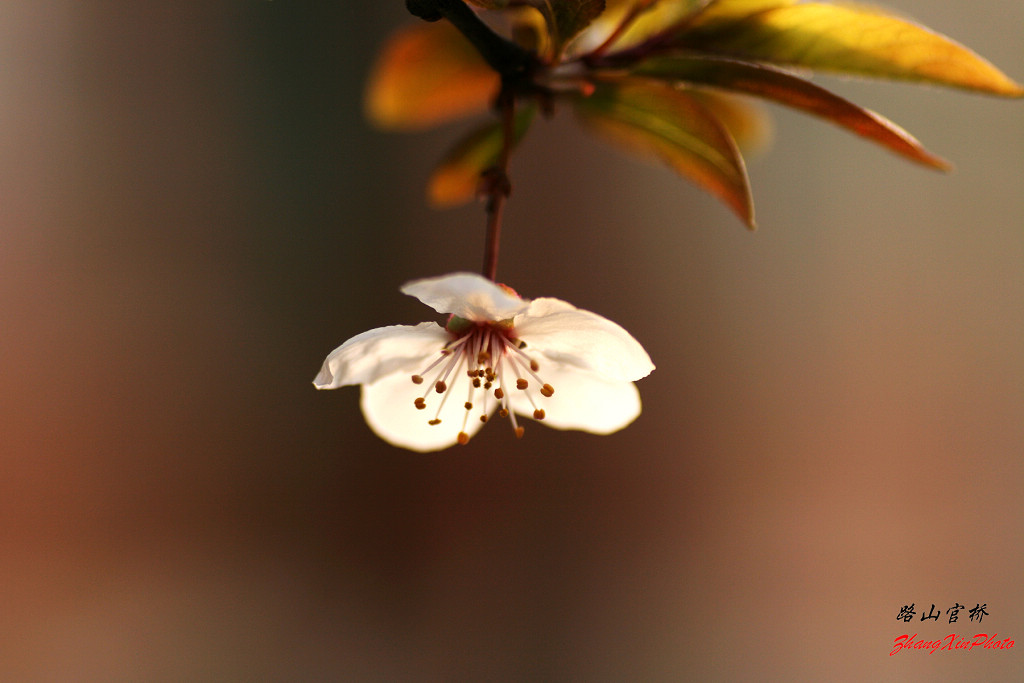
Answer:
1, 2, 1021, 680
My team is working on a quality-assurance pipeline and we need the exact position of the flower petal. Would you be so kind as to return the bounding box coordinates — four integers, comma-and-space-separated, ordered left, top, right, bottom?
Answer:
507, 366, 643, 434
313, 322, 448, 389
360, 368, 495, 452
401, 272, 528, 321
514, 298, 655, 381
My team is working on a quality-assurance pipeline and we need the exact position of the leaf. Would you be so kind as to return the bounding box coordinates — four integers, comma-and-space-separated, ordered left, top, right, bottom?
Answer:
465, 0, 512, 7
688, 89, 772, 153
573, 78, 755, 227
576, 0, 711, 54
365, 22, 499, 130
680, 1, 1024, 96
531, 0, 608, 56
429, 105, 538, 207
634, 55, 949, 169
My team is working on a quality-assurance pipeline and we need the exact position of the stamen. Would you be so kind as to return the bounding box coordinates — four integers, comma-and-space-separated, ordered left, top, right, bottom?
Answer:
429, 349, 466, 425
411, 345, 456, 383
409, 323, 558, 443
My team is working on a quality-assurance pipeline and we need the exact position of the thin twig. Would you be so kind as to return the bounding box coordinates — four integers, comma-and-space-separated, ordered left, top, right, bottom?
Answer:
481, 89, 515, 281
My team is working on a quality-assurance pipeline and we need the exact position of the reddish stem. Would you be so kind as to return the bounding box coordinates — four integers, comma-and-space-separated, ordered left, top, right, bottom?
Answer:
481, 89, 515, 281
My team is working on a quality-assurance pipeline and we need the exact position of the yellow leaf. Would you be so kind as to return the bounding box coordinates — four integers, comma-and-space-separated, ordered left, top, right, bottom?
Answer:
365, 22, 500, 130
684, 1, 1024, 96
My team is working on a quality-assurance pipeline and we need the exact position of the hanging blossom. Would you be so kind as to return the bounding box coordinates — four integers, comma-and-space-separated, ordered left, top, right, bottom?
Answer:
314, 272, 654, 452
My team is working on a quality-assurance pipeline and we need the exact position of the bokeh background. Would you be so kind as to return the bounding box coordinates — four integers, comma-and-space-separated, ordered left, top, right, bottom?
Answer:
1, 2, 1021, 680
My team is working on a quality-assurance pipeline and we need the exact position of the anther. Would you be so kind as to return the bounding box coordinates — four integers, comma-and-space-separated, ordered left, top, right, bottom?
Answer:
494, 387, 504, 399
540, 383, 554, 397
414, 397, 426, 410
480, 415, 488, 423
428, 418, 441, 426
464, 401, 473, 410
473, 378, 481, 388
530, 360, 539, 372
514, 426, 525, 439
457, 432, 469, 445
435, 381, 446, 394
516, 378, 528, 390
533, 409, 545, 420
411, 375, 424, 385
499, 408, 509, 418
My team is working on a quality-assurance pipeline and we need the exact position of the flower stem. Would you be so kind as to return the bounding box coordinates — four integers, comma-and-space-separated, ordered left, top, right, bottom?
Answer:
405, 0, 532, 282
481, 89, 515, 281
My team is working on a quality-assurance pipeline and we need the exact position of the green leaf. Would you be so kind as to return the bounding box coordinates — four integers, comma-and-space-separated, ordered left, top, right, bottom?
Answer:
680, 1, 1024, 95
633, 55, 950, 169
531, 0, 607, 56
365, 22, 499, 130
428, 105, 538, 207
573, 79, 755, 227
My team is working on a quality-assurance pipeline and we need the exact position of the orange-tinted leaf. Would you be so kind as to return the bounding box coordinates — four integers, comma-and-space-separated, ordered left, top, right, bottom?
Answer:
428, 106, 537, 207
688, 89, 772, 154
573, 79, 754, 227
634, 55, 949, 169
681, 1, 1024, 96
365, 22, 499, 130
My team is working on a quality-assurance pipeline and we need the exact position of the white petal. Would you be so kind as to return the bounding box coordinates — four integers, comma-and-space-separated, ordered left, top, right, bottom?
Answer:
313, 322, 448, 389
401, 272, 528, 321
507, 366, 642, 434
360, 367, 495, 452
513, 298, 655, 381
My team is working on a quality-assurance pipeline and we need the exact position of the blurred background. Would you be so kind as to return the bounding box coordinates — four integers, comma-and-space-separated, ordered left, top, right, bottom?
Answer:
1, 2, 1021, 680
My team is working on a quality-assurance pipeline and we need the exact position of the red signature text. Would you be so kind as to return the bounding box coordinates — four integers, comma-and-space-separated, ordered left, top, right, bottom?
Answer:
891, 633, 1015, 656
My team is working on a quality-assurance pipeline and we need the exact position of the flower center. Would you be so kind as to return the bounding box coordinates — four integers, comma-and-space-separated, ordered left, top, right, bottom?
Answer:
410, 320, 555, 445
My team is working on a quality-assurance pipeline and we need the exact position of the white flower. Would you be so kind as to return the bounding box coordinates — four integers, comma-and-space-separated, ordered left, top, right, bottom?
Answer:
314, 272, 654, 452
